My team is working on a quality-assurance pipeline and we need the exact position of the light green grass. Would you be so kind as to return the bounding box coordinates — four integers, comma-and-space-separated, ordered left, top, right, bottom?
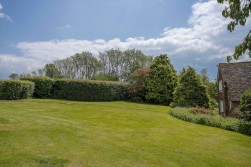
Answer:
0, 99, 250, 167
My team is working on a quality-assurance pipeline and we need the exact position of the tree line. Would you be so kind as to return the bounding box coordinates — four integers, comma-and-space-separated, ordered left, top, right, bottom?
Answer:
9, 49, 152, 82
9, 49, 217, 108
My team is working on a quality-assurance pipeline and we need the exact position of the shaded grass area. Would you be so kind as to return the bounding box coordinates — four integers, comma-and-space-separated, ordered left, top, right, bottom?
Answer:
0, 99, 251, 167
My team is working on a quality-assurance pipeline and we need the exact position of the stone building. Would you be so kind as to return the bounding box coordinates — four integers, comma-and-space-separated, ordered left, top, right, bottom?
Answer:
217, 62, 251, 116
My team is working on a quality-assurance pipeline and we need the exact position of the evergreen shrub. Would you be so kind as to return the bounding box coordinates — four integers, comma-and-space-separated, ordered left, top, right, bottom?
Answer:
53, 79, 128, 101
21, 76, 54, 98
0, 80, 34, 100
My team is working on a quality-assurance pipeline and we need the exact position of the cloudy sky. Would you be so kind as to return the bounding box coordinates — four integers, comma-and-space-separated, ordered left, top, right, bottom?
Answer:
0, 0, 250, 80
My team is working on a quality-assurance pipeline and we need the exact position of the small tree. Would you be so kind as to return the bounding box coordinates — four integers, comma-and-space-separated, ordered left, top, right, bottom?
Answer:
240, 88, 251, 121
128, 68, 150, 101
145, 54, 177, 104
173, 67, 210, 108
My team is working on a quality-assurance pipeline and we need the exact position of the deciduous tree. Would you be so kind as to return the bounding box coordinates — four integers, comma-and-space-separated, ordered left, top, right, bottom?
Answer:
217, 0, 251, 61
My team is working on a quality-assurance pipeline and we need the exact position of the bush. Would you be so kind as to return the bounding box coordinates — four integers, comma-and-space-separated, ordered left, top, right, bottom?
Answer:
0, 80, 34, 100
169, 108, 251, 136
189, 107, 214, 115
53, 79, 128, 101
240, 88, 251, 121
173, 67, 210, 108
20, 76, 54, 98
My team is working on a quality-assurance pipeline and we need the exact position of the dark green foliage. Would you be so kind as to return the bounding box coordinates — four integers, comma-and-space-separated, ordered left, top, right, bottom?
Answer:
145, 54, 177, 104
92, 73, 119, 81
200, 68, 218, 108
240, 88, 251, 121
0, 80, 34, 100
170, 108, 251, 136
20, 76, 54, 98
128, 68, 150, 101
53, 79, 128, 101
173, 67, 210, 108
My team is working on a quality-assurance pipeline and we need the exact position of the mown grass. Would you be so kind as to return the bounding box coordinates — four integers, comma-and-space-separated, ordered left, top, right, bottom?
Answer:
0, 99, 251, 167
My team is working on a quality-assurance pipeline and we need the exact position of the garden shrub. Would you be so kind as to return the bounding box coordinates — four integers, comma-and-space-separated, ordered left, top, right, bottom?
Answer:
189, 107, 214, 115
173, 67, 210, 108
53, 79, 128, 101
169, 108, 251, 136
0, 80, 34, 100
240, 88, 251, 121
20, 76, 54, 98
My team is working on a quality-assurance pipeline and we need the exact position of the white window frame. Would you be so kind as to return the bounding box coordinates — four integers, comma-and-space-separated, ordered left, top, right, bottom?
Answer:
220, 100, 224, 112
219, 80, 223, 92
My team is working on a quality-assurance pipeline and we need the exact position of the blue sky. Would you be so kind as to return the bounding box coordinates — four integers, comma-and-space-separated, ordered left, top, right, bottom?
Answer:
0, 0, 250, 79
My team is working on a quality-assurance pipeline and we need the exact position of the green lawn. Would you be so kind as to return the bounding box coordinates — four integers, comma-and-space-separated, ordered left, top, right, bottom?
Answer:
0, 99, 250, 167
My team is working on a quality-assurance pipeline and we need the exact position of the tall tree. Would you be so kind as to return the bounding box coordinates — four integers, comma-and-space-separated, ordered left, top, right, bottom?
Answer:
173, 67, 210, 108
217, 0, 251, 61
145, 54, 177, 104
44, 64, 61, 79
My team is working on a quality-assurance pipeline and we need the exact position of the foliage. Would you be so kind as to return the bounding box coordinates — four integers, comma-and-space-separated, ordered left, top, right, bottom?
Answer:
240, 88, 251, 121
145, 54, 177, 104
9, 73, 19, 80
92, 73, 119, 81
189, 107, 214, 115
52, 49, 152, 81
217, 0, 251, 61
44, 63, 61, 78
128, 68, 150, 101
53, 79, 128, 101
173, 67, 210, 108
20, 76, 54, 98
99, 49, 152, 81
0, 80, 34, 100
200, 68, 218, 108
170, 108, 251, 136
55, 52, 100, 79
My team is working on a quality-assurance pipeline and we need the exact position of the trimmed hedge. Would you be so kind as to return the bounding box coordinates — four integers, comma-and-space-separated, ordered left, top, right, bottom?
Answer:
0, 80, 34, 100
53, 79, 128, 101
20, 76, 54, 98
169, 108, 251, 136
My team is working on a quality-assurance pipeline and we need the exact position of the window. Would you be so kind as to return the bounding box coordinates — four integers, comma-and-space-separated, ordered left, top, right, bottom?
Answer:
219, 80, 223, 92
220, 100, 224, 112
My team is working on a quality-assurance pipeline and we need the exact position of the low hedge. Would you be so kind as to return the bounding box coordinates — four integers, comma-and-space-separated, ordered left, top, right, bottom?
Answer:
169, 108, 251, 136
20, 76, 54, 98
0, 80, 34, 100
53, 79, 128, 101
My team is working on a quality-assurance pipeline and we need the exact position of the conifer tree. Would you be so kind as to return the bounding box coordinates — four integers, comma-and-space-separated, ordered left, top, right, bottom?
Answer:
173, 66, 210, 108
145, 54, 177, 104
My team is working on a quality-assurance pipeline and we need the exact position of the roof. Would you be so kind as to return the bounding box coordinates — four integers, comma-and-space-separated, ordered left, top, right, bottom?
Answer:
218, 61, 251, 101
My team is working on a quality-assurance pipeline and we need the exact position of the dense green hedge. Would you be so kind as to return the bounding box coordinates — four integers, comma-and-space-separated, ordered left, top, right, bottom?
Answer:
169, 108, 251, 136
20, 76, 54, 98
0, 80, 34, 100
53, 79, 128, 101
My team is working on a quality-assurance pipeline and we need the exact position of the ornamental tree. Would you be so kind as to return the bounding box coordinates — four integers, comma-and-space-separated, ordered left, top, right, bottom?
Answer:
173, 67, 210, 108
145, 54, 177, 104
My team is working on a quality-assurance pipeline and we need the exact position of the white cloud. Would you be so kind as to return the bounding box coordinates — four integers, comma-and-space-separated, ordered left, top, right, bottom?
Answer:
1, 0, 250, 79
0, 3, 12, 21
